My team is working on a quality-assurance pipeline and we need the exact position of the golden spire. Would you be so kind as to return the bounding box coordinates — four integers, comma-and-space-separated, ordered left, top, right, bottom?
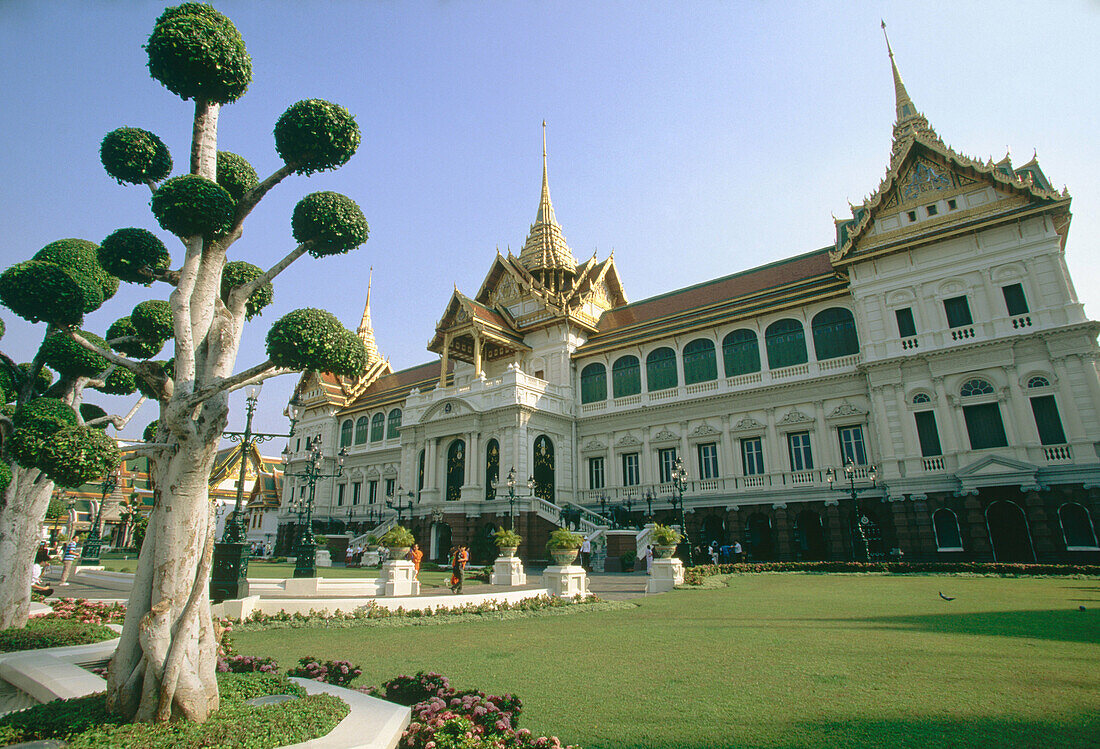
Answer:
881, 21, 940, 154
356, 266, 381, 364
882, 21, 917, 123
518, 120, 577, 281
536, 120, 556, 225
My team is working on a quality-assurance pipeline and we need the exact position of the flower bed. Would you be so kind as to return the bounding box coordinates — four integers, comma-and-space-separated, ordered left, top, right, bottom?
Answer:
682, 560, 1100, 585
0, 672, 348, 748
0, 617, 117, 652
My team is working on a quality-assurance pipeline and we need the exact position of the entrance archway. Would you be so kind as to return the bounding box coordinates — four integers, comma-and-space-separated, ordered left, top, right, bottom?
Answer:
986, 500, 1035, 562
796, 509, 827, 560
701, 515, 726, 548
745, 513, 775, 560
430, 522, 452, 563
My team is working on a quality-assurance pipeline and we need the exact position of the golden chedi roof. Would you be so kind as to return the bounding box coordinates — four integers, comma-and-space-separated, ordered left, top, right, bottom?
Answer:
518, 122, 577, 275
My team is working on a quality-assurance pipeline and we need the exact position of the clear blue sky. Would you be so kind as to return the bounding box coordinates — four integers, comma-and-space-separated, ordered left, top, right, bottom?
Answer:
1, 1, 1097, 443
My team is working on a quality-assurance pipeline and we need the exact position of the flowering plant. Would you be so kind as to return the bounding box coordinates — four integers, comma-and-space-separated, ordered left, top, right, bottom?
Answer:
287, 656, 362, 687
217, 654, 278, 674
42, 598, 125, 625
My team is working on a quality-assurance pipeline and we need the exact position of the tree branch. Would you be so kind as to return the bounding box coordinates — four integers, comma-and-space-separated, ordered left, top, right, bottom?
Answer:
221, 164, 294, 246
68, 331, 143, 377
180, 360, 292, 410
85, 395, 148, 431
232, 241, 316, 307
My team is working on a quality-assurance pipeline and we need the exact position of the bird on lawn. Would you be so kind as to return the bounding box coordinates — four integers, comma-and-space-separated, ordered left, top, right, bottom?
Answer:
939, 592, 955, 601
1079, 605, 1087, 612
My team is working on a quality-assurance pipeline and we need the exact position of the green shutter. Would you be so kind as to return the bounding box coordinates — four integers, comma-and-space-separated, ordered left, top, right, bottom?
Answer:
723, 330, 761, 377
683, 339, 717, 385
944, 296, 973, 328
581, 363, 607, 403
1029, 396, 1066, 445
914, 411, 943, 457
963, 403, 1008, 449
612, 356, 641, 398
1002, 284, 1029, 316
765, 320, 808, 369
646, 347, 678, 391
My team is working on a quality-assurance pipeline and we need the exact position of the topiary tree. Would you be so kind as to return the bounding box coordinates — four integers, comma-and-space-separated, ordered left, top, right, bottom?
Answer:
4, 3, 370, 725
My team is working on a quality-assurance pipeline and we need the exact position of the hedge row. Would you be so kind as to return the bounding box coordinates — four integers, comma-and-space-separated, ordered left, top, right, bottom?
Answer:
682, 560, 1100, 585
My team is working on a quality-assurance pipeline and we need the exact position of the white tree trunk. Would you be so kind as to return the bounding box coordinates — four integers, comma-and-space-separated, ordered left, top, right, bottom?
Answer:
0, 467, 53, 629
106, 397, 226, 722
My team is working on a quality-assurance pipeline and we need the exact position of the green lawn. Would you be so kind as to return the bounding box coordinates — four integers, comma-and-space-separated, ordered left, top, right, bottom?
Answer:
232, 573, 1100, 749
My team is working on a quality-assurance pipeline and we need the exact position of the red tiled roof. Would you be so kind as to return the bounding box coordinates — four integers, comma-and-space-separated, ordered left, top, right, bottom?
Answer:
348, 359, 451, 408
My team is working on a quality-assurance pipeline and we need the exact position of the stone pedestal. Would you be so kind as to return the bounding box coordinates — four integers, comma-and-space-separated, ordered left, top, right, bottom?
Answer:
316, 550, 331, 568
491, 556, 527, 585
381, 560, 421, 597
543, 565, 588, 598
646, 558, 684, 594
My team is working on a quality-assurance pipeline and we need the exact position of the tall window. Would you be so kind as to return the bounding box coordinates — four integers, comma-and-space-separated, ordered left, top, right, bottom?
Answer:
339, 419, 353, 448
368, 480, 378, 504
1001, 283, 1029, 316
533, 435, 555, 502
352, 482, 361, 505
580, 363, 607, 404
741, 438, 764, 475
963, 404, 1008, 449
646, 347, 678, 391
811, 308, 859, 361
387, 408, 402, 439
336, 483, 345, 506
354, 416, 369, 445
933, 509, 963, 551
683, 339, 718, 385
621, 453, 640, 486
485, 439, 500, 500
588, 456, 605, 490
914, 411, 943, 457
657, 448, 677, 483
612, 355, 641, 398
385, 477, 395, 499
698, 443, 719, 479
1060, 503, 1098, 549
837, 426, 867, 464
446, 440, 465, 501
943, 296, 973, 328
1029, 395, 1066, 445
765, 319, 808, 369
722, 329, 761, 377
370, 413, 385, 442
417, 450, 425, 493
895, 308, 917, 338
787, 432, 813, 471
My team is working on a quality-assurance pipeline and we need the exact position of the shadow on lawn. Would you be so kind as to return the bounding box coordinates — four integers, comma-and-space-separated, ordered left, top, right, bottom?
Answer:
847, 608, 1099, 644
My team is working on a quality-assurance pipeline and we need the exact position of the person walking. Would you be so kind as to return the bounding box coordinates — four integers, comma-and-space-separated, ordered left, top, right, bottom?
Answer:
59, 539, 78, 586
450, 544, 468, 594
733, 540, 743, 563
645, 544, 653, 574
580, 536, 591, 570
406, 543, 424, 580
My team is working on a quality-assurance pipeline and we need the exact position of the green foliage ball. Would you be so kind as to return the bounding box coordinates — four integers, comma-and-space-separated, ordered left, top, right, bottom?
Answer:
274, 99, 360, 176
142, 419, 160, 442
33, 238, 118, 306
106, 317, 164, 359
9, 398, 79, 470
216, 151, 259, 202
99, 228, 171, 285
145, 3, 252, 104
291, 192, 369, 257
100, 127, 173, 185
19, 363, 54, 396
266, 308, 367, 376
79, 403, 109, 428
0, 260, 97, 325
38, 425, 122, 488
39, 330, 111, 379
221, 261, 272, 320
95, 366, 138, 396
151, 175, 235, 238
130, 300, 173, 342
0, 461, 10, 494
1, 364, 52, 402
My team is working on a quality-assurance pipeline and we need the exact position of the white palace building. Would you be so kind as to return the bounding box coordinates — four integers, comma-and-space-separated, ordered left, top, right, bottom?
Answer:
278, 38, 1100, 567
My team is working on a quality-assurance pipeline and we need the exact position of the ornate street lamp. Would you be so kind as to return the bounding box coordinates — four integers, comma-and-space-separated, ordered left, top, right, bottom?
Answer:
282, 443, 348, 578
826, 458, 878, 562
669, 456, 692, 565
386, 485, 417, 524
81, 469, 120, 563
504, 466, 518, 530
211, 384, 294, 601
644, 490, 655, 522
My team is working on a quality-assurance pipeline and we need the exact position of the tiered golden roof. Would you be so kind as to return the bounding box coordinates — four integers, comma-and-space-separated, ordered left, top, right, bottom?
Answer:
517, 122, 578, 282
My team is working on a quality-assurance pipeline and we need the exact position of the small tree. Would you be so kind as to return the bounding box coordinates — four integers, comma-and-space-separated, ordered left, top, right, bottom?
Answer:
4, 3, 370, 724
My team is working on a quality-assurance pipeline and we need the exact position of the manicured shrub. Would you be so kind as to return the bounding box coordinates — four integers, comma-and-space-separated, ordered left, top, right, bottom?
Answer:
130, 299, 173, 342
274, 99, 360, 175
373, 671, 451, 706
0, 259, 96, 325
107, 316, 165, 359
37, 424, 122, 487
98, 228, 170, 285
217, 654, 278, 675
100, 127, 173, 185
150, 174, 235, 238
221, 261, 273, 320
266, 308, 366, 376
291, 191, 369, 257
79, 403, 108, 427
94, 365, 138, 396
33, 238, 118, 305
40, 329, 111, 378
216, 151, 259, 202
145, 2, 252, 104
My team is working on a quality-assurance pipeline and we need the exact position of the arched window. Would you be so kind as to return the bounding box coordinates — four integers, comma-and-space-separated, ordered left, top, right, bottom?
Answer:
485, 439, 500, 500
682, 339, 717, 385
646, 347, 678, 392
1027, 376, 1051, 389
960, 379, 995, 397
959, 378, 1007, 449
417, 450, 425, 493
533, 435, 555, 502
612, 355, 641, 398
932, 509, 963, 551
765, 319, 808, 369
370, 413, 385, 442
339, 419, 353, 448
912, 393, 931, 404
354, 416, 369, 445
580, 363, 607, 404
811, 308, 859, 360
722, 329, 760, 377
387, 408, 402, 439
446, 440, 465, 501
1060, 503, 1098, 549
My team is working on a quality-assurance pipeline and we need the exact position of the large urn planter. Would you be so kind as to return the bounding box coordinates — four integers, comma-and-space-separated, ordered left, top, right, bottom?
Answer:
549, 548, 578, 566
652, 545, 676, 559
498, 546, 518, 558
387, 546, 410, 560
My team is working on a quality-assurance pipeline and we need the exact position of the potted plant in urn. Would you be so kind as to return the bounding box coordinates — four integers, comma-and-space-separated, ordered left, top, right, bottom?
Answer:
380, 525, 415, 561
650, 524, 682, 559
494, 528, 522, 558
546, 527, 584, 566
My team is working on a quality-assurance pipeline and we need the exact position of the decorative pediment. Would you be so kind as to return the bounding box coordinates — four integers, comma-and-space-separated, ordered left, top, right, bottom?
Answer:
955, 455, 1041, 493
689, 424, 720, 438
421, 398, 476, 422
366, 467, 380, 479
382, 464, 398, 477
615, 434, 642, 448
826, 402, 868, 421
733, 417, 765, 432
582, 438, 606, 452
651, 428, 679, 444
778, 409, 813, 427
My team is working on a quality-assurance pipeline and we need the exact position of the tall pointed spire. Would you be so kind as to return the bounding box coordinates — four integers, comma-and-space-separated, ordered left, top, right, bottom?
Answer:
519, 120, 577, 287
881, 21, 940, 155
356, 267, 381, 364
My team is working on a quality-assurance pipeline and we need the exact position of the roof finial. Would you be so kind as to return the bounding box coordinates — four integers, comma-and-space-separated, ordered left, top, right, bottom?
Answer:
882, 20, 916, 124
356, 266, 380, 363
537, 120, 554, 225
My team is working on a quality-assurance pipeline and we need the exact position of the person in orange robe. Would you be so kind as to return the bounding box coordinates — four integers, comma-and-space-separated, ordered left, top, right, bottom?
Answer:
406, 543, 424, 579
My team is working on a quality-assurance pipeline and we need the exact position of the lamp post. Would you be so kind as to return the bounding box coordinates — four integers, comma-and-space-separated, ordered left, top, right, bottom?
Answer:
211, 384, 294, 601
502, 467, 518, 530
81, 469, 120, 563
826, 458, 878, 562
283, 443, 348, 578
644, 491, 655, 522
386, 485, 416, 524
617, 498, 634, 529
598, 494, 608, 522
669, 456, 692, 565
